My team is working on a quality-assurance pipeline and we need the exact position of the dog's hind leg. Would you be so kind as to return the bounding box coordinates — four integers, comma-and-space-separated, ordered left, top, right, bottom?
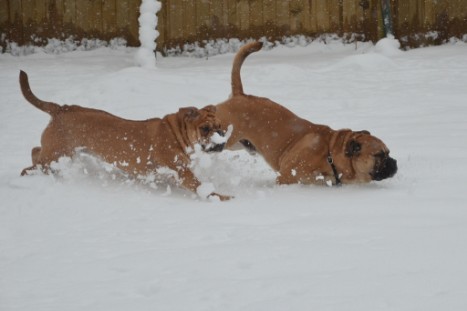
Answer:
31, 146, 41, 164
20, 146, 56, 176
21, 147, 41, 175
21, 147, 44, 175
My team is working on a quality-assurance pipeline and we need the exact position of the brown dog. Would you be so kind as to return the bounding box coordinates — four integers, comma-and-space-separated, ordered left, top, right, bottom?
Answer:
216, 42, 397, 186
19, 71, 231, 200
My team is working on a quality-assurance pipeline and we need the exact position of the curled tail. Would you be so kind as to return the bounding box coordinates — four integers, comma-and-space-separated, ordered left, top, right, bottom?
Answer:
231, 41, 263, 96
19, 70, 60, 115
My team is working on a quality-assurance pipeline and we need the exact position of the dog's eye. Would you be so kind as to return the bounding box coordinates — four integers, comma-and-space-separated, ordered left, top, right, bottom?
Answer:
200, 126, 211, 134
375, 151, 388, 159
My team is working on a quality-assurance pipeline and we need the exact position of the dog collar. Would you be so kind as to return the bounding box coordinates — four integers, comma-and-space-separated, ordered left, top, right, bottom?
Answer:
327, 153, 342, 186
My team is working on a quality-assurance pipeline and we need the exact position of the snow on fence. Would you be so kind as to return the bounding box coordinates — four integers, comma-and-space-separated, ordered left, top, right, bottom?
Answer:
1, 0, 466, 53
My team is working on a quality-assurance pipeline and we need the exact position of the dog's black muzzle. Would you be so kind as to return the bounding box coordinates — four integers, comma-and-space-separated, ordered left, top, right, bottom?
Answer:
204, 130, 226, 153
371, 156, 398, 181
206, 143, 225, 153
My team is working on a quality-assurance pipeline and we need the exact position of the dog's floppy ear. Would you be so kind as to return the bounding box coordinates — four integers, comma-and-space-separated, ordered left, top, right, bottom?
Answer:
345, 140, 362, 157
179, 107, 200, 121
356, 130, 371, 135
202, 105, 217, 113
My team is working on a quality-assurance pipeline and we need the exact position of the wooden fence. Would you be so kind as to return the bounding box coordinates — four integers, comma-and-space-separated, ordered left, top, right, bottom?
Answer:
1, 0, 466, 52
0, 0, 141, 47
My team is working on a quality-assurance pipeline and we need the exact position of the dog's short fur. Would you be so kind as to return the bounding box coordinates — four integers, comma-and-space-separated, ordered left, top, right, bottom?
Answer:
216, 42, 397, 185
19, 70, 231, 200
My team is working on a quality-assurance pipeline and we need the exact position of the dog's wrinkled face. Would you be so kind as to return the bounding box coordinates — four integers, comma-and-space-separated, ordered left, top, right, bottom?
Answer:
343, 131, 397, 183
179, 105, 225, 152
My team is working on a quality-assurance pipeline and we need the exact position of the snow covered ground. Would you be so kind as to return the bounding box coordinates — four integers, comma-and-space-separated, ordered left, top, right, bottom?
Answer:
1, 38, 467, 310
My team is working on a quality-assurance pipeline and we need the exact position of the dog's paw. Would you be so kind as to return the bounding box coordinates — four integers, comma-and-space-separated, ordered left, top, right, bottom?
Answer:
208, 192, 234, 202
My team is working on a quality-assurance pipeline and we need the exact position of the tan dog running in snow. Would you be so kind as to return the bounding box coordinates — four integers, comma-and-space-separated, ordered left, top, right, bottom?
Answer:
216, 42, 397, 186
19, 70, 231, 200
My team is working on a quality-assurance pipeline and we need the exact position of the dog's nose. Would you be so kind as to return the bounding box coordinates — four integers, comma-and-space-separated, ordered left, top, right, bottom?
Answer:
387, 157, 397, 177
207, 143, 225, 153
216, 130, 225, 136
372, 157, 397, 181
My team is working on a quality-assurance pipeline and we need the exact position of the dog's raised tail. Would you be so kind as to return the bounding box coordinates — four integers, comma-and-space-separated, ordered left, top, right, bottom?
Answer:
231, 41, 263, 96
19, 70, 60, 115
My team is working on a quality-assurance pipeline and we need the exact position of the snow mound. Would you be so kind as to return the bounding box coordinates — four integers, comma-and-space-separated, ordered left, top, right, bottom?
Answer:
374, 35, 403, 56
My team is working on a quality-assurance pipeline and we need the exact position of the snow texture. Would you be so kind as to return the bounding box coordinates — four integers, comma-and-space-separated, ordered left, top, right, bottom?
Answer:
2, 37, 467, 311
135, 0, 161, 68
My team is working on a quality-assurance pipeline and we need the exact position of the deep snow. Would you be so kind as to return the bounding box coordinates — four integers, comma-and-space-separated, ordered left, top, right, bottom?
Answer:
1, 38, 467, 311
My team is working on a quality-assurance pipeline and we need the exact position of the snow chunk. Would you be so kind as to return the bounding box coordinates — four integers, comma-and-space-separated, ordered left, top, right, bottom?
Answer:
315, 175, 325, 181
209, 124, 233, 145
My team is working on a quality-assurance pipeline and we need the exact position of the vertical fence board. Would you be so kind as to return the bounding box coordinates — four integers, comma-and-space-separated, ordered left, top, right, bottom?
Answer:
75, 0, 90, 33
62, 0, 76, 26
0, 0, 10, 24
93, 0, 103, 33
299, 0, 313, 34
308, 0, 318, 32
53, 0, 65, 18
8, 0, 23, 44
367, 0, 380, 40
127, 0, 139, 44
237, 0, 250, 31
262, 0, 275, 38
48, 0, 64, 38
181, 0, 195, 39
290, 0, 298, 32
102, 0, 117, 35
291, 0, 309, 33
226, 0, 237, 32
262, 0, 275, 24
419, 0, 427, 25
249, 0, 263, 29
21, 0, 34, 24
397, 0, 410, 27
197, 0, 211, 32
409, 0, 419, 28
276, 0, 289, 30
221, 0, 229, 31
35, 0, 46, 23
327, 0, 340, 32
342, 0, 360, 32
170, 0, 183, 40
21, 0, 36, 42
210, 0, 223, 37
424, 0, 435, 26
116, 0, 129, 30
315, 0, 328, 31
156, 0, 165, 47
164, 0, 173, 40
